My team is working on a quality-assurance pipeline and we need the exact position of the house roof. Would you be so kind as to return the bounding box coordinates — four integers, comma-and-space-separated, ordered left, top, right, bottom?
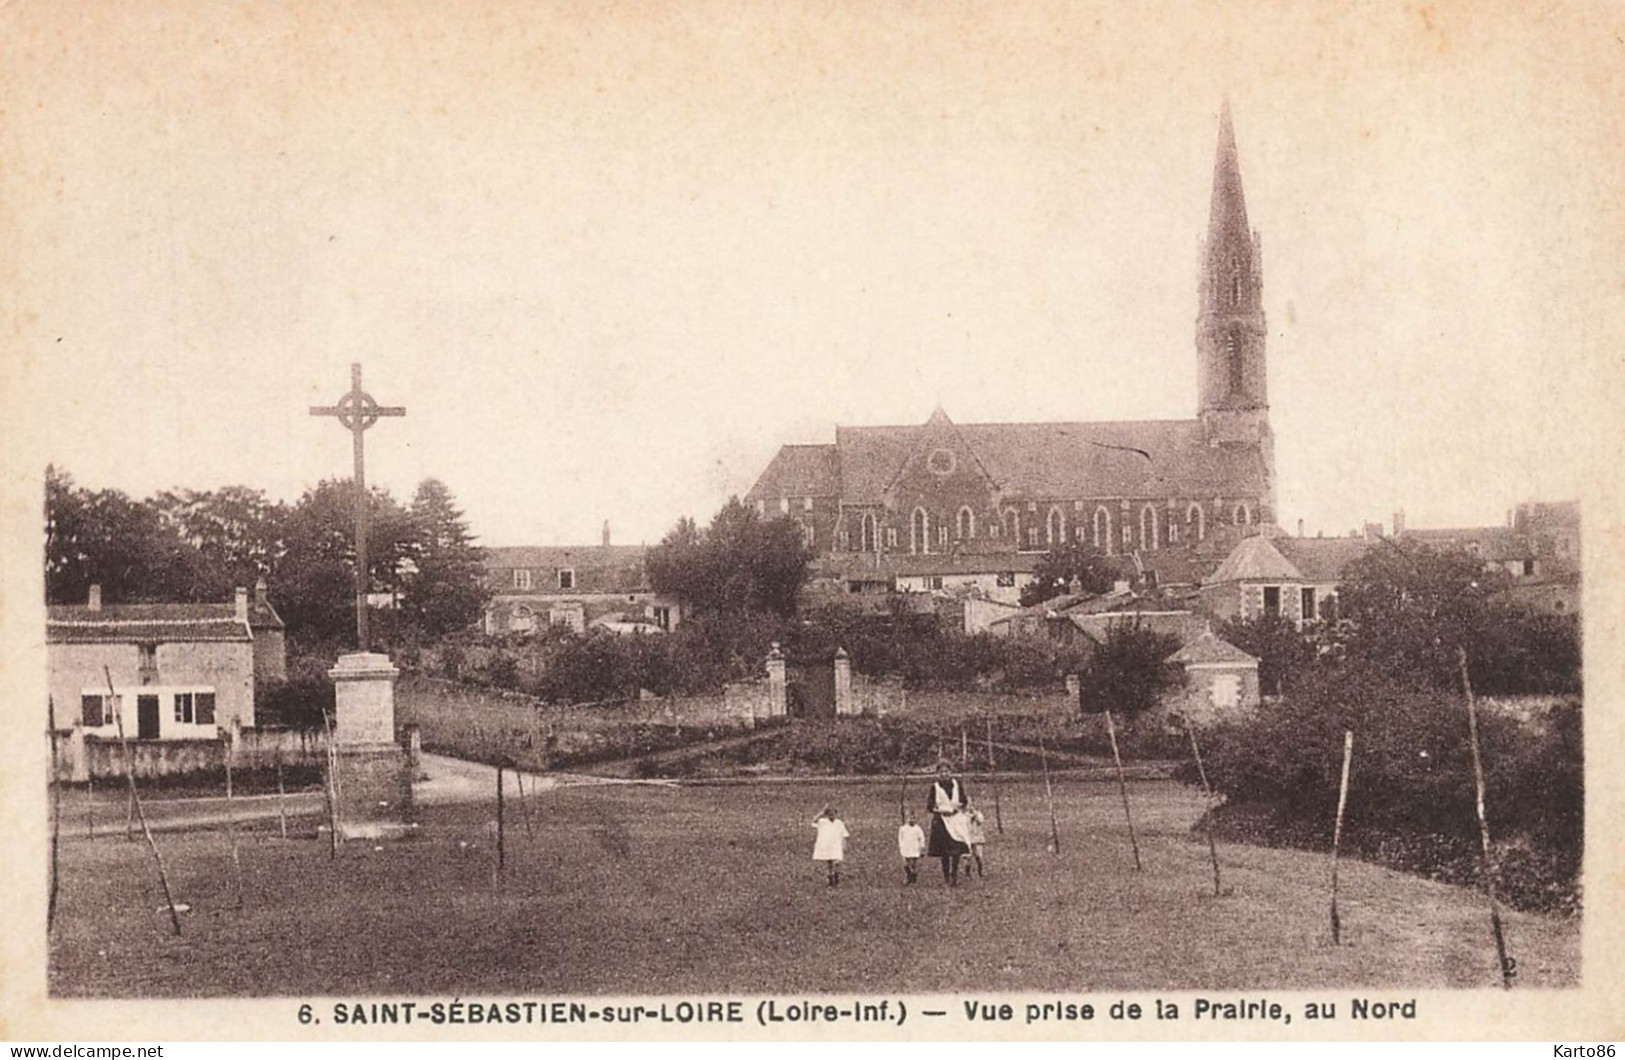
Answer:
1202, 535, 1303, 585
816, 551, 1044, 580
1072, 609, 1210, 646
1274, 537, 1372, 583
1166, 630, 1257, 666
484, 545, 649, 572
47, 603, 252, 644
249, 597, 285, 631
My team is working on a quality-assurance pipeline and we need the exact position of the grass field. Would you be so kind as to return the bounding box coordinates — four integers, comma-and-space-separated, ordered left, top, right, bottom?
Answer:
48, 777, 1580, 996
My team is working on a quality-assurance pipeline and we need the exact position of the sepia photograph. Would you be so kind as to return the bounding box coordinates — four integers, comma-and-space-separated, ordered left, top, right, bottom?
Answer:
2, 0, 1622, 1043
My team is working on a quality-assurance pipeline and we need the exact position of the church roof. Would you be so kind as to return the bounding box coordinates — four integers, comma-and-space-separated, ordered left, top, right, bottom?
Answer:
745, 443, 842, 500
759, 417, 1267, 506
1203, 534, 1302, 585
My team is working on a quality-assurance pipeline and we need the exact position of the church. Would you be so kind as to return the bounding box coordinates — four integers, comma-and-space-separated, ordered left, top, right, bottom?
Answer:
746, 106, 1276, 591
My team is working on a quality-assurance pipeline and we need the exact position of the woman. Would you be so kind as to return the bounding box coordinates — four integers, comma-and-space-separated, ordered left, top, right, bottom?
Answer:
925, 759, 972, 885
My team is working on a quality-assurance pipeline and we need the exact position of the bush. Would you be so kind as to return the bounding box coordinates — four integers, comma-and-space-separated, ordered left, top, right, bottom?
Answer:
1191, 662, 1582, 913
256, 677, 334, 731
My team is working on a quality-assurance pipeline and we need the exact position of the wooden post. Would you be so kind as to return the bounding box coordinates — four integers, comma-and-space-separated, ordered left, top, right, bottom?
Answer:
319, 708, 340, 859
105, 667, 182, 936
275, 753, 288, 840
47, 696, 61, 932
1039, 735, 1061, 855
897, 770, 907, 825
496, 764, 506, 876
1103, 710, 1142, 872
85, 760, 96, 839
1187, 723, 1224, 897
123, 780, 133, 841
1330, 729, 1354, 945
223, 730, 243, 909
960, 727, 968, 768
1458, 647, 1515, 988
985, 717, 1003, 836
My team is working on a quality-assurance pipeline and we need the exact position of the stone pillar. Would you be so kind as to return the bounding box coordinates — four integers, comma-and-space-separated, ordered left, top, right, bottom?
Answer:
833, 648, 853, 716
66, 724, 89, 784
765, 643, 787, 719
329, 652, 415, 839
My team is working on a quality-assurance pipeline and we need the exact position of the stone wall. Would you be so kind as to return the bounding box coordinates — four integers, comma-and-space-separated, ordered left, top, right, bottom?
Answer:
59, 726, 328, 782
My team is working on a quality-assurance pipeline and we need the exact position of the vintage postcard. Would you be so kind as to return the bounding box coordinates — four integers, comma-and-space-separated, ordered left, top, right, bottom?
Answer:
2, 0, 1622, 1044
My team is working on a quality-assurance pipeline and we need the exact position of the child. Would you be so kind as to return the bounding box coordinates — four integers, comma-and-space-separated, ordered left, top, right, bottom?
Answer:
897, 811, 926, 885
812, 805, 850, 887
965, 804, 987, 878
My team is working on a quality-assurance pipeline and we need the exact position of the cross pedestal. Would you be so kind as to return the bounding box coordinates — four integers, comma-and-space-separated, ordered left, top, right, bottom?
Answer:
329, 652, 416, 841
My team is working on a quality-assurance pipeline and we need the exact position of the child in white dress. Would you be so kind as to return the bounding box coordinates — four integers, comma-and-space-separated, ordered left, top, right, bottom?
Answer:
897, 811, 926, 885
812, 805, 850, 887
965, 805, 988, 878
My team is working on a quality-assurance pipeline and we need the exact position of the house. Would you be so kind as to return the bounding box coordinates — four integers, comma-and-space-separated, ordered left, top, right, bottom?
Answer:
1163, 630, 1261, 723
1198, 533, 1371, 626
482, 526, 683, 636
745, 106, 1277, 581
247, 577, 288, 683
48, 584, 257, 741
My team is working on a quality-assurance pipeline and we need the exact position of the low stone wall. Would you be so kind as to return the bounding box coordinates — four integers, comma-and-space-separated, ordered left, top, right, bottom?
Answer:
888, 688, 1077, 719
850, 674, 905, 716
59, 726, 329, 782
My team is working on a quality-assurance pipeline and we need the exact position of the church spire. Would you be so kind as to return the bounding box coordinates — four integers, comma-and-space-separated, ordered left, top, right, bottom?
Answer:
1207, 99, 1251, 249
1197, 101, 1266, 414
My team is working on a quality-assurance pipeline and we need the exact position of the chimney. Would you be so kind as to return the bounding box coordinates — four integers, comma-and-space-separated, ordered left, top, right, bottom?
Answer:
1297, 518, 1304, 538
88, 584, 102, 611
602, 520, 611, 548
234, 587, 249, 624
1392, 509, 1406, 538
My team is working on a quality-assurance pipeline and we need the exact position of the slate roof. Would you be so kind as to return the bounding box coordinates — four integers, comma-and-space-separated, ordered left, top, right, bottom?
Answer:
1274, 537, 1373, 583
744, 444, 842, 500
1166, 630, 1257, 666
1202, 535, 1303, 585
485, 545, 649, 572
815, 551, 1043, 580
791, 418, 1268, 506
47, 603, 252, 644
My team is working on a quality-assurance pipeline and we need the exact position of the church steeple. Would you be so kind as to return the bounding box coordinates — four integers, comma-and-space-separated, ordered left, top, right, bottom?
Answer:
1195, 103, 1275, 522
1197, 100, 1268, 416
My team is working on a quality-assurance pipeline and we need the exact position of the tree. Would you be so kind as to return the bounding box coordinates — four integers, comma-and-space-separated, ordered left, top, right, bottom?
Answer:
273, 479, 415, 644
152, 486, 288, 590
1076, 621, 1184, 717
1019, 541, 1115, 607
401, 478, 489, 636
44, 466, 218, 604
646, 498, 811, 618
1218, 614, 1317, 697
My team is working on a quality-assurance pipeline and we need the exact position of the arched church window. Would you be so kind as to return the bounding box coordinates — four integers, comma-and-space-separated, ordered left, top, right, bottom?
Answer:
1228, 330, 1244, 396
911, 508, 929, 555
1093, 507, 1113, 554
1047, 507, 1064, 546
1186, 503, 1206, 541
956, 507, 975, 539
1002, 509, 1019, 542
1233, 502, 1252, 527
860, 512, 877, 553
1140, 506, 1159, 551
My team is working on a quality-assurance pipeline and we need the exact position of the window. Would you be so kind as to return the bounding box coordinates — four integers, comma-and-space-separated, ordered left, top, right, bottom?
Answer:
937, 525, 948, 545
81, 693, 107, 727
802, 497, 813, 512
138, 643, 157, 671
1168, 518, 1180, 545
1073, 500, 1084, 511
175, 691, 195, 724
886, 527, 898, 548
1187, 503, 1206, 541
927, 576, 944, 590
1233, 503, 1252, 527
860, 513, 877, 553
1122, 522, 1132, 547
1027, 526, 1040, 548
513, 569, 532, 591
557, 569, 575, 591
779, 498, 790, 514
511, 605, 536, 634
1140, 506, 1159, 550
1093, 508, 1111, 553
1047, 508, 1064, 546
1522, 558, 1536, 577
996, 572, 1016, 588
957, 507, 974, 539
653, 606, 673, 631
839, 530, 850, 549
1210, 673, 1241, 709
801, 521, 815, 548
1075, 526, 1085, 542
1002, 509, 1018, 542
755, 499, 766, 515
1301, 587, 1316, 622
1228, 330, 1244, 394
927, 449, 956, 475
1263, 586, 1281, 618
196, 692, 216, 725
911, 508, 929, 554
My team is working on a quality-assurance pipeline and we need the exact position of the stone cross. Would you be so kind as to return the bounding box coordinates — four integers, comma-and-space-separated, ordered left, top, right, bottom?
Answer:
310, 363, 405, 653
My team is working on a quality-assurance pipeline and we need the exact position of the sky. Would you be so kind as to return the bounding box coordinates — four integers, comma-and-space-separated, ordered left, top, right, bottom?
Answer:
4, 0, 1624, 548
